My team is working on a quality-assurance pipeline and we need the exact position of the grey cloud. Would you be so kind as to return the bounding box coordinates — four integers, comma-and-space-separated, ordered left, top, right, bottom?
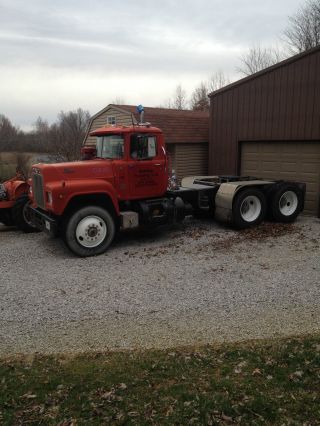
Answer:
0, 0, 303, 127
1, 0, 302, 51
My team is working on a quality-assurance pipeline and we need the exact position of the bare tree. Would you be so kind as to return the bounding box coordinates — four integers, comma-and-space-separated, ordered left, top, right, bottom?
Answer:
190, 72, 230, 111
34, 116, 49, 134
238, 45, 285, 76
162, 84, 188, 110
283, 0, 320, 53
172, 84, 188, 110
49, 108, 90, 161
208, 71, 230, 93
33, 116, 50, 151
0, 114, 19, 150
190, 82, 209, 112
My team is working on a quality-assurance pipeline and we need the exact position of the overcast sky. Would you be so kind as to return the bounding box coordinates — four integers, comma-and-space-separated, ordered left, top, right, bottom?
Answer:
0, 0, 302, 130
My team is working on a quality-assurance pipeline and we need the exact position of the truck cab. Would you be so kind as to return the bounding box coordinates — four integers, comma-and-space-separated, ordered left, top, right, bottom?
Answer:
91, 125, 168, 200
29, 124, 176, 256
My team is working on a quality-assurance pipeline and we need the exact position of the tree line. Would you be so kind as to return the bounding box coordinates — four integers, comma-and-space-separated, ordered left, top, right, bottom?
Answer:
0, 109, 90, 161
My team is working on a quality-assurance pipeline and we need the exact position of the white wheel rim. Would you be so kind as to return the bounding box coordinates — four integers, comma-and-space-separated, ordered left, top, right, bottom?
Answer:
279, 191, 298, 216
76, 215, 107, 248
240, 195, 261, 222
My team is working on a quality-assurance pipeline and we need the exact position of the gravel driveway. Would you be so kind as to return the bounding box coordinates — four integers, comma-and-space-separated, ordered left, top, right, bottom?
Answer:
1, 216, 320, 355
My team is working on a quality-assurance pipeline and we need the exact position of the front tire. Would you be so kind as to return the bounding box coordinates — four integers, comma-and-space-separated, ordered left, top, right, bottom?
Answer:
12, 194, 39, 233
64, 206, 116, 257
232, 188, 266, 229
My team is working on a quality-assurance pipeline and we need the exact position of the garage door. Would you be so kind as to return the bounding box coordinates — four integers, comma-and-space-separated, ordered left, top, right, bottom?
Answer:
241, 141, 320, 216
166, 143, 208, 183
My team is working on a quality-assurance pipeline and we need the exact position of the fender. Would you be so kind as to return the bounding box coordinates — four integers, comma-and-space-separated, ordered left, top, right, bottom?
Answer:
214, 180, 274, 223
46, 179, 120, 216
5, 180, 29, 200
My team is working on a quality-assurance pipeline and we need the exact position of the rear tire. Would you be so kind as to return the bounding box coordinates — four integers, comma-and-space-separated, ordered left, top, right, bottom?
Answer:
12, 194, 39, 233
232, 188, 266, 229
270, 184, 303, 223
64, 206, 116, 257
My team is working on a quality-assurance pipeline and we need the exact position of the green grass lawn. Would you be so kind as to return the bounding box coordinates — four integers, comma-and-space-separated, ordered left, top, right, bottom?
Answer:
1, 335, 320, 425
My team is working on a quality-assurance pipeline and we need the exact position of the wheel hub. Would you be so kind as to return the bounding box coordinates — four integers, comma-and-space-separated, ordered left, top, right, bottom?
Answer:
76, 215, 107, 248
240, 195, 261, 222
87, 225, 99, 238
279, 191, 298, 216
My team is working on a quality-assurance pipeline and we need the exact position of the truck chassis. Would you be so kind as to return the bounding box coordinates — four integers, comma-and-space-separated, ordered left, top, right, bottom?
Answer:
29, 174, 305, 257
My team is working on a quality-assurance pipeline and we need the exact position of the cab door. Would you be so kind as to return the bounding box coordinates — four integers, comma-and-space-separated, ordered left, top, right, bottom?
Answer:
127, 133, 166, 199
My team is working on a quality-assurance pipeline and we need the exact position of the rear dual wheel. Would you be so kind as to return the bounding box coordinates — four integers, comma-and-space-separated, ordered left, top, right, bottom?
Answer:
232, 188, 266, 229
232, 184, 303, 229
270, 184, 303, 223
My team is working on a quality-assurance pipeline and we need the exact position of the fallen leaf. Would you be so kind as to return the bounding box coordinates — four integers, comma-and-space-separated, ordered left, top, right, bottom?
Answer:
165, 405, 174, 416
128, 411, 139, 417
252, 368, 262, 376
20, 393, 37, 399
221, 413, 234, 423
118, 383, 127, 390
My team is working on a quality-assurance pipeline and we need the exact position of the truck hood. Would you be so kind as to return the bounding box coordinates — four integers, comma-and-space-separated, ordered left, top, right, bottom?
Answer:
32, 159, 114, 181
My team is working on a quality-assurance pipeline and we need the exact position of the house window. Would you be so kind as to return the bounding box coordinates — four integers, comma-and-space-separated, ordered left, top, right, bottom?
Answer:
107, 116, 116, 125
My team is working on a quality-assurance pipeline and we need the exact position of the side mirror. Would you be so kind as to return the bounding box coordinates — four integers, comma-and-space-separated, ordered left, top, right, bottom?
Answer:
81, 146, 97, 160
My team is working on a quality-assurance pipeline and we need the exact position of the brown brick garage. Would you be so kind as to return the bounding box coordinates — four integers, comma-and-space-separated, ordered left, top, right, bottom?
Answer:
209, 46, 320, 216
241, 141, 320, 215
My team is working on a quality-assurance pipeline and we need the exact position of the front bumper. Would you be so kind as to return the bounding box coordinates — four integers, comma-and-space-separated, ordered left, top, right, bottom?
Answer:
28, 206, 58, 236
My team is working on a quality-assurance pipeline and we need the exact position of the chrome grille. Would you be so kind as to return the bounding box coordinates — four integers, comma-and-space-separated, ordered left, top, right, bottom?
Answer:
32, 173, 45, 209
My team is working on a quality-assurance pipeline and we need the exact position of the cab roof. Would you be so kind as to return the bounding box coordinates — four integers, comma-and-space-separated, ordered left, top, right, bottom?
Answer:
90, 125, 162, 136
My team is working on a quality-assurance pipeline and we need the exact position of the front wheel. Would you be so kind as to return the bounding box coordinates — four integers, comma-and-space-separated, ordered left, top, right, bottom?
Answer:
64, 206, 116, 257
232, 188, 266, 229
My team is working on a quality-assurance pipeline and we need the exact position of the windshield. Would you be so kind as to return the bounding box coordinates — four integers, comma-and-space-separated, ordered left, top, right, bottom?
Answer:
96, 134, 124, 159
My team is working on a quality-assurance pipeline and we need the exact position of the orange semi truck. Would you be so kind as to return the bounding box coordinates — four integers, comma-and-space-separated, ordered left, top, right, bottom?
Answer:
27, 111, 306, 257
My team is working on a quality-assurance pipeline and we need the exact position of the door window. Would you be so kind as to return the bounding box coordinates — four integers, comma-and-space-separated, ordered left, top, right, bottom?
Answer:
130, 134, 157, 160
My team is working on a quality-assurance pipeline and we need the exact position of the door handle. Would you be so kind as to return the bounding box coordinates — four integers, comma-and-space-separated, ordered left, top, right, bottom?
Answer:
154, 163, 162, 166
